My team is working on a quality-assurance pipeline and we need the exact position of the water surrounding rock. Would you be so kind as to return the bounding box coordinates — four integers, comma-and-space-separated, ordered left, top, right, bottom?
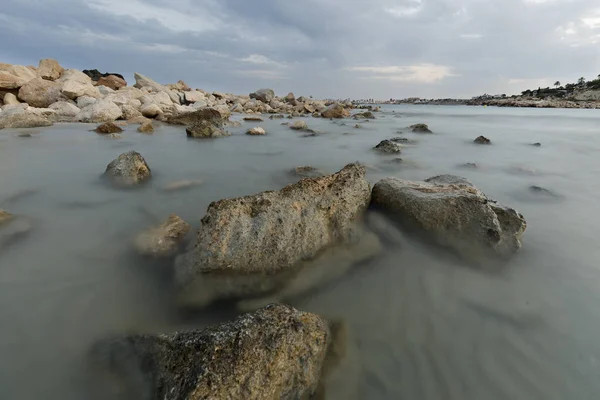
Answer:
474, 135, 491, 144
292, 166, 326, 178
103, 151, 151, 186
94, 122, 123, 134
374, 140, 402, 154
18, 77, 63, 108
133, 214, 190, 258
321, 103, 349, 118
246, 126, 266, 135
249, 88, 275, 103
37, 58, 63, 81
410, 123, 432, 133
137, 121, 154, 133
352, 111, 375, 119
290, 120, 308, 130
91, 304, 330, 400
243, 116, 264, 121
371, 175, 527, 262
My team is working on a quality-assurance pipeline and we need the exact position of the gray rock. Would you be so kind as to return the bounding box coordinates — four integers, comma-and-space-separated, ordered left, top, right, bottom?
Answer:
91, 304, 330, 400
175, 163, 371, 297
531, 142, 542, 147
77, 99, 123, 123
352, 111, 375, 119
48, 101, 80, 120
103, 151, 151, 186
474, 135, 491, 144
133, 214, 190, 258
410, 123, 432, 133
249, 88, 275, 103
186, 123, 230, 138
371, 176, 527, 261
0, 111, 53, 129
374, 140, 402, 154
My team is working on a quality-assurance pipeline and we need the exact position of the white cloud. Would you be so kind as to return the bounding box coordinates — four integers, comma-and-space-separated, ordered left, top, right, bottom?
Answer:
384, 0, 422, 17
347, 64, 455, 83
240, 54, 287, 68
460, 33, 483, 39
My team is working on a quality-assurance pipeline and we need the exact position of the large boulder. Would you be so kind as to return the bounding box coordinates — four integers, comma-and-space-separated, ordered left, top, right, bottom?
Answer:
184, 90, 206, 103
371, 175, 527, 261
186, 123, 230, 138
133, 72, 164, 92
0, 111, 53, 129
175, 163, 370, 293
95, 75, 127, 90
48, 101, 80, 120
133, 214, 190, 258
0, 63, 37, 87
77, 99, 122, 122
249, 88, 275, 103
0, 72, 28, 90
321, 103, 350, 118
91, 304, 330, 400
18, 77, 63, 108
103, 151, 151, 186
167, 107, 226, 126
61, 80, 101, 100
76, 95, 97, 109
140, 103, 163, 118
37, 58, 64, 81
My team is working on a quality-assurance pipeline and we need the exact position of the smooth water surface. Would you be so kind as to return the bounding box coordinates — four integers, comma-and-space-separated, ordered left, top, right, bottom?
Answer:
1, 105, 600, 399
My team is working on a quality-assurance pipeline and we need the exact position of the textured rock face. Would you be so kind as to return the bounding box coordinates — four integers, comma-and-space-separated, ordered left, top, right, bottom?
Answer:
290, 120, 308, 130
474, 135, 491, 144
246, 126, 266, 135
18, 77, 63, 108
96, 75, 127, 90
0, 111, 53, 129
137, 121, 154, 133
175, 163, 370, 291
103, 151, 151, 186
94, 122, 123, 134
77, 99, 122, 122
249, 88, 275, 103
133, 72, 165, 92
166, 108, 224, 126
134, 214, 190, 258
371, 175, 527, 261
374, 140, 402, 154
37, 58, 64, 81
0, 63, 37, 87
0, 72, 27, 89
321, 103, 350, 118
91, 304, 330, 400
410, 123, 432, 133
48, 101, 80, 120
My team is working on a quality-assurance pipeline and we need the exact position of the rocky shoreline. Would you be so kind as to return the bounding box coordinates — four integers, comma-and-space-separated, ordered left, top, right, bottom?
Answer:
391, 96, 600, 109
1, 58, 530, 399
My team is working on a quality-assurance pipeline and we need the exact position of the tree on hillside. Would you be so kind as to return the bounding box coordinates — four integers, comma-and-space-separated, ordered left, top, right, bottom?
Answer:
578, 77, 586, 86
554, 81, 561, 88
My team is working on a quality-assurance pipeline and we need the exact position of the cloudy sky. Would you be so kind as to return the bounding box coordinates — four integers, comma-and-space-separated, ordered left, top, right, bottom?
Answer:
1, 0, 599, 99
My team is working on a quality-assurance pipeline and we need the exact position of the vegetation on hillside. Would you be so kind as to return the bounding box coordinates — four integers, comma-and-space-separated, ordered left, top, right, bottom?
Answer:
521, 75, 600, 99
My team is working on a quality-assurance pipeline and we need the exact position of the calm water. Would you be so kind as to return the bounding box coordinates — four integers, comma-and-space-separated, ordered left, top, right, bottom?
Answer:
1, 104, 600, 399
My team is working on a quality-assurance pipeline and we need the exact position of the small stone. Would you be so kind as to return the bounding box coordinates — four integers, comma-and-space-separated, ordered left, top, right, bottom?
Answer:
94, 122, 123, 134
246, 126, 266, 135
243, 116, 264, 122
134, 214, 190, 258
354, 124, 362, 129
290, 120, 308, 130
531, 142, 542, 147
474, 135, 491, 145
374, 140, 402, 154
410, 123, 432, 133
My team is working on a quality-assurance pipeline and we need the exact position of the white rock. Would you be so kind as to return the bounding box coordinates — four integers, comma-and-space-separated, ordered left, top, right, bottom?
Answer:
133, 72, 165, 92
61, 80, 101, 100
26, 107, 57, 118
58, 69, 92, 85
117, 86, 144, 100
141, 103, 163, 118
191, 100, 209, 109
3, 93, 20, 106
97, 85, 115, 96
184, 91, 206, 103
77, 96, 97, 109
77, 99, 122, 122
49, 101, 80, 118
0, 63, 37, 83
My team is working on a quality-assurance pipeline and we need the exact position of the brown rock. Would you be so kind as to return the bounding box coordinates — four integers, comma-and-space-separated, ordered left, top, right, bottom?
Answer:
37, 58, 64, 81
137, 121, 154, 133
17, 77, 63, 108
96, 75, 127, 90
133, 214, 190, 258
243, 116, 264, 121
94, 122, 123, 134
410, 123, 432, 133
0, 209, 12, 224
0, 72, 27, 90
321, 103, 350, 118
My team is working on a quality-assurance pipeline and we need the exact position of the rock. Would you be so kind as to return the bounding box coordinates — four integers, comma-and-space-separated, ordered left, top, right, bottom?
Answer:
531, 142, 542, 147
290, 120, 308, 130
18, 77, 63, 108
48, 101, 80, 120
460, 162, 478, 169
162, 179, 203, 192
321, 103, 349, 118
304, 104, 316, 113
186, 124, 230, 138
133, 72, 164, 92
140, 103, 163, 118
474, 135, 491, 144
243, 116, 264, 121
0, 63, 37, 88
269, 114, 285, 119
77, 100, 122, 123
91, 304, 329, 400
292, 166, 326, 178
94, 122, 123, 134
82, 69, 125, 82
137, 121, 154, 133
230, 103, 244, 113
410, 123, 432, 133
0, 72, 28, 90
184, 90, 206, 103
0, 209, 12, 224
77, 96, 97, 109
354, 124, 362, 129
37, 58, 64, 81
18, 133, 32, 138
3, 93, 19, 106
352, 111, 375, 119
174, 163, 370, 297
249, 88, 275, 103
133, 214, 190, 258
374, 140, 402, 154
93, 74, 126, 91
103, 151, 151, 186
390, 137, 410, 143
284, 92, 297, 105
371, 175, 527, 261
0, 112, 53, 129
529, 185, 560, 197
167, 108, 225, 126
166, 80, 190, 91
121, 104, 142, 120
246, 126, 266, 135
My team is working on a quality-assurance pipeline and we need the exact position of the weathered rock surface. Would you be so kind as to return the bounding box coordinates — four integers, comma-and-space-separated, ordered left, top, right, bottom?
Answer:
410, 123, 432, 133
249, 88, 275, 103
140, 103, 163, 118
0, 72, 28, 89
137, 121, 154, 133
290, 120, 308, 130
133, 214, 190, 258
374, 140, 402, 154
61, 80, 102, 99
371, 175, 527, 261
292, 166, 326, 179
474, 135, 491, 144
48, 101, 80, 120
0, 111, 53, 129
37, 58, 64, 81
133, 72, 164, 92
96, 75, 127, 90
0, 63, 37, 87
321, 103, 349, 118
18, 77, 63, 108
77, 99, 122, 122
91, 304, 330, 400
246, 126, 266, 135
94, 122, 123, 134
174, 163, 370, 297
3, 93, 20, 106
103, 151, 151, 186
186, 123, 230, 138
243, 116, 264, 121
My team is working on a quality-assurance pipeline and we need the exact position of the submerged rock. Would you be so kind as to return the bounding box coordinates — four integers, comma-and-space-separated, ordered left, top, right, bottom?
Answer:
371, 175, 526, 262
374, 140, 402, 154
410, 123, 432, 133
269, 114, 285, 119
103, 151, 151, 186
94, 122, 123, 134
460, 162, 479, 169
352, 111, 375, 119
354, 124, 362, 129
0, 209, 12, 224
529, 185, 561, 198
161, 179, 203, 192
292, 166, 326, 179
321, 103, 349, 118
474, 135, 491, 144
246, 126, 266, 135
0, 215, 33, 251
134, 214, 190, 258
531, 142, 542, 147
289, 120, 308, 130
91, 304, 329, 400
243, 116, 264, 121
137, 121, 154, 133
175, 163, 370, 301
186, 123, 230, 138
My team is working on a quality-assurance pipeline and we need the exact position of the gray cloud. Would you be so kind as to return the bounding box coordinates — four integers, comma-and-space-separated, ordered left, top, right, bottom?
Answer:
1, 0, 599, 98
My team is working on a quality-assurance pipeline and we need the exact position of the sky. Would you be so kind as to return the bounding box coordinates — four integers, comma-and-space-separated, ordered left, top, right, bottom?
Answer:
1, 0, 600, 99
